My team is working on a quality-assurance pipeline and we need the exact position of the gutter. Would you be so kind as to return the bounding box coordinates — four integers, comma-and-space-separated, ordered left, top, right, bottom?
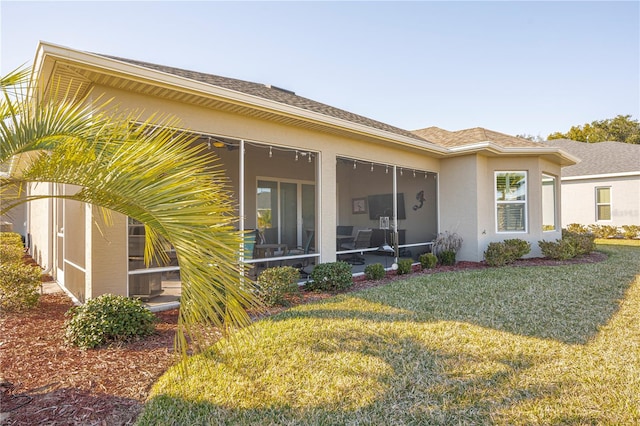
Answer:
35, 42, 449, 157
562, 171, 640, 181
447, 141, 579, 166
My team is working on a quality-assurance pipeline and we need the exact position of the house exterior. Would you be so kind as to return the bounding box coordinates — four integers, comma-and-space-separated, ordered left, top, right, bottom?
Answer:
542, 139, 640, 227
21, 42, 575, 304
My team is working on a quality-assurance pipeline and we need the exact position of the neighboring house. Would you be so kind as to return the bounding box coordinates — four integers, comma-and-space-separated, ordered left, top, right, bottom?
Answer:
542, 139, 640, 227
21, 42, 575, 305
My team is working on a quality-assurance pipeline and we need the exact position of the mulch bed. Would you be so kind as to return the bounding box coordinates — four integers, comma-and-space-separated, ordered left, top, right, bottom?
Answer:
0, 252, 606, 425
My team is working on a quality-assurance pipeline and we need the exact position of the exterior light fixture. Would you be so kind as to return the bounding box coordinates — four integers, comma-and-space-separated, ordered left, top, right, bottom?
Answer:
371, 163, 374, 172
295, 151, 299, 161
353, 161, 357, 170
269, 146, 273, 158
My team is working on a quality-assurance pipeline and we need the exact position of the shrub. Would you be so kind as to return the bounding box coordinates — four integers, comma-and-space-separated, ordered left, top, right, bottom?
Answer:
588, 224, 619, 239
0, 242, 24, 264
0, 232, 24, 247
621, 225, 640, 239
65, 294, 157, 349
256, 266, 300, 307
484, 239, 530, 267
563, 230, 596, 255
432, 231, 463, 256
484, 242, 511, 267
504, 239, 531, 259
0, 262, 41, 312
396, 259, 413, 275
364, 263, 386, 281
419, 253, 438, 269
538, 239, 576, 260
308, 261, 353, 291
438, 250, 457, 266
566, 223, 588, 234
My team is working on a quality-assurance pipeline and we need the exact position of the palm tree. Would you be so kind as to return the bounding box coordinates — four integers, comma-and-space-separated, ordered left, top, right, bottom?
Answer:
0, 67, 260, 356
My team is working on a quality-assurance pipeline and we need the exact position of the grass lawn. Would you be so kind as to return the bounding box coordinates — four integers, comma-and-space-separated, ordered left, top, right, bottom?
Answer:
137, 245, 640, 425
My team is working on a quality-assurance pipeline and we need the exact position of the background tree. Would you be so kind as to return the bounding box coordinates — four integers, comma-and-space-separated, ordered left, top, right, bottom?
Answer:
547, 115, 640, 144
0, 68, 260, 357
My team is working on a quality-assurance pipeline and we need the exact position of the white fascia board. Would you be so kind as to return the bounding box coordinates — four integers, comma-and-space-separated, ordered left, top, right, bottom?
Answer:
447, 141, 579, 166
36, 42, 448, 156
562, 171, 640, 181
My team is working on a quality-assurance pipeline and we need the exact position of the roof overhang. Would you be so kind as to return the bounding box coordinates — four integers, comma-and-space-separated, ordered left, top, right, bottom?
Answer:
33, 42, 449, 157
32, 42, 576, 167
562, 171, 640, 181
447, 141, 579, 166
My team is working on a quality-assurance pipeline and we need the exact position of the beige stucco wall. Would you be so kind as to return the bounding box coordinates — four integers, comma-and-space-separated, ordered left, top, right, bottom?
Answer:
439, 155, 480, 261
27, 183, 53, 270
438, 155, 563, 261
560, 175, 640, 227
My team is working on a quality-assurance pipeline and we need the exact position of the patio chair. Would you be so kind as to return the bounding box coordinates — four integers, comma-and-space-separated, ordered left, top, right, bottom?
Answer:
340, 229, 372, 265
289, 229, 315, 277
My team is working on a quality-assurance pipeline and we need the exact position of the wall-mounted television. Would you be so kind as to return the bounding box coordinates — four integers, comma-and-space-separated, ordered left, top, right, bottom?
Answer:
367, 193, 406, 220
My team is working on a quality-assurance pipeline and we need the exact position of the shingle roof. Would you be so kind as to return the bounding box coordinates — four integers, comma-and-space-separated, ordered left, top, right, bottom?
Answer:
411, 126, 541, 148
542, 139, 640, 177
98, 54, 428, 143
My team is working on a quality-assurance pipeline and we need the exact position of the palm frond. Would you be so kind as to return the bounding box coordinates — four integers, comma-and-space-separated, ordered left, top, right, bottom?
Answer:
1, 68, 261, 358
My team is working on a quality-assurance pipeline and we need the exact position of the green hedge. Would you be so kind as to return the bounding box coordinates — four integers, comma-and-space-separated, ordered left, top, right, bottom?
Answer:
0, 232, 41, 312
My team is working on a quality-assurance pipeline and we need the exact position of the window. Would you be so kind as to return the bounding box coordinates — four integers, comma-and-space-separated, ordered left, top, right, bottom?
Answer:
596, 187, 611, 221
495, 171, 527, 232
541, 174, 557, 231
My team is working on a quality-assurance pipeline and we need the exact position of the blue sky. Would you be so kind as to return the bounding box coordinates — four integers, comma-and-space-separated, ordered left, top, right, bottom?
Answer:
1, 1, 638, 138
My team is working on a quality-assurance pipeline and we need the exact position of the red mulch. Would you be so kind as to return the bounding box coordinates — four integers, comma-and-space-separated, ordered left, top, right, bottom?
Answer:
0, 252, 606, 425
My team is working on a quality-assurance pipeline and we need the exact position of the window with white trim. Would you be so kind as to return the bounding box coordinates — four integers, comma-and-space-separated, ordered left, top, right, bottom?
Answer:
595, 187, 611, 221
541, 174, 557, 231
495, 171, 527, 232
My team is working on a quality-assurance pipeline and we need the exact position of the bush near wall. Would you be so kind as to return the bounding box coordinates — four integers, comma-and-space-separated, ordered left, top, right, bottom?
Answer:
0, 262, 42, 311
65, 294, 157, 349
538, 230, 596, 260
396, 259, 413, 275
364, 263, 386, 281
0, 232, 41, 312
621, 225, 640, 239
566, 223, 639, 240
308, 262, 353, 291
484, 239, 531, 267
256, 266, 300, 307
419, 253, 438, 269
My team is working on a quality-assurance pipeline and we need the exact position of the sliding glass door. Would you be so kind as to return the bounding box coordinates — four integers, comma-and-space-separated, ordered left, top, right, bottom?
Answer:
257, 179, 314, 249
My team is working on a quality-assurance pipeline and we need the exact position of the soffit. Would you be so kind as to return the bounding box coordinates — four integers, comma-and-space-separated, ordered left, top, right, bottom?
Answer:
43, 63, 92, 104
46, 60, 444, 155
